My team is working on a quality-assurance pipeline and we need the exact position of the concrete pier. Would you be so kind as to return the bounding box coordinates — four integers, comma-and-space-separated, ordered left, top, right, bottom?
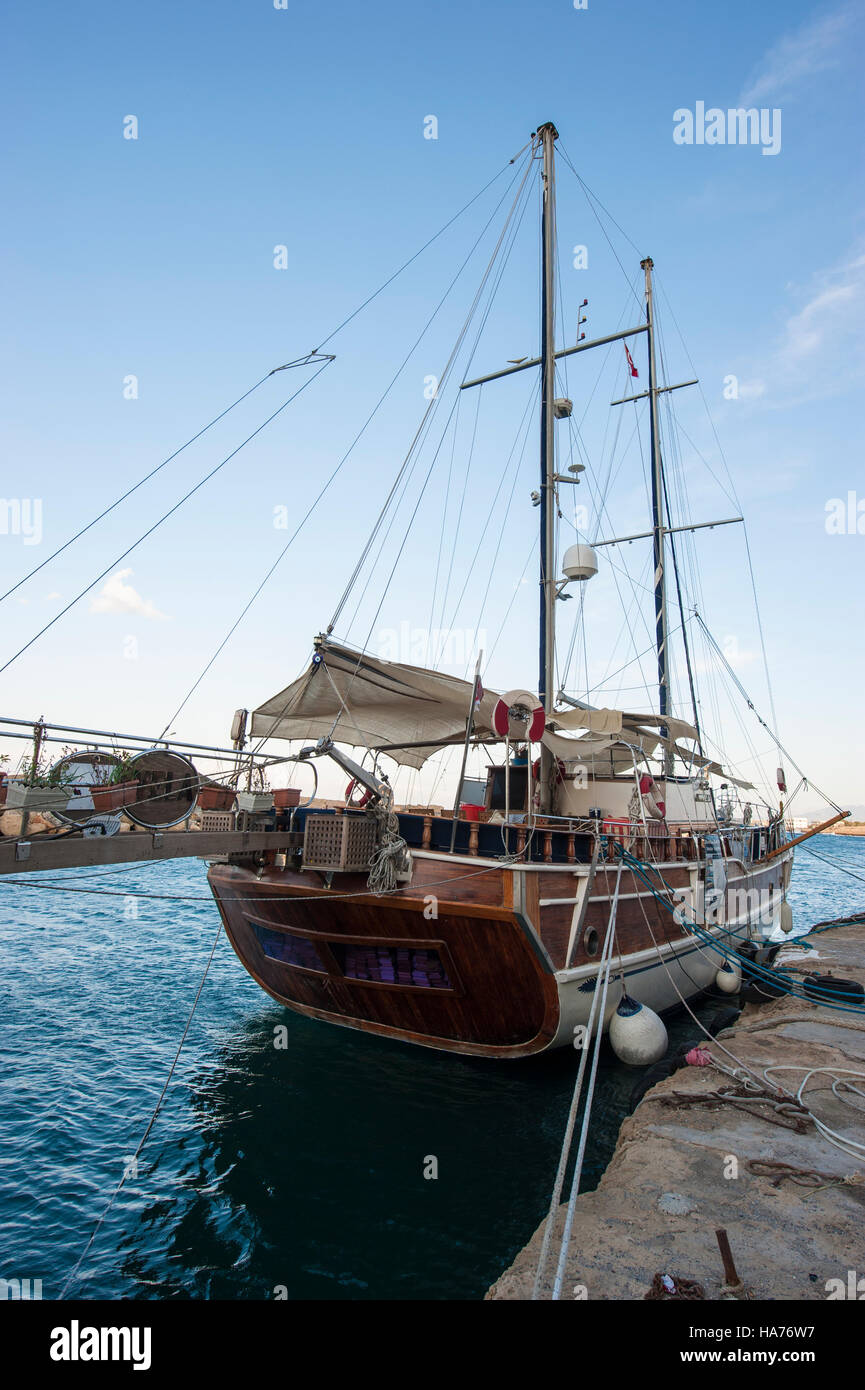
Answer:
488, 923, 865, 1301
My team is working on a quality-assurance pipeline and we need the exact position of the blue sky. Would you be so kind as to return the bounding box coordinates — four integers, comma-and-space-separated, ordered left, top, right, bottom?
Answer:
1, 0, 862, 811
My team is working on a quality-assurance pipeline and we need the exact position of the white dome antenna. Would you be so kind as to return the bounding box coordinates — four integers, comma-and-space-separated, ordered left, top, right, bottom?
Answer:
561, 543, 598, 582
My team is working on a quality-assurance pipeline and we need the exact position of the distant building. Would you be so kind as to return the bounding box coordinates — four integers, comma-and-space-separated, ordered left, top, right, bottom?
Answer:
790, 817, 810, 832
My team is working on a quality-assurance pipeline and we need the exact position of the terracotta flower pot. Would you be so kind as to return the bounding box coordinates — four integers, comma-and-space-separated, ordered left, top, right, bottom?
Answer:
90, 780, 139, 813
272, 788, 301, 809
198, 785, 236, 811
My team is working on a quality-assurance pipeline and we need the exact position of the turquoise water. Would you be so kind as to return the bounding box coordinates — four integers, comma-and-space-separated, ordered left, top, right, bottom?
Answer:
0, 834, 862, 1300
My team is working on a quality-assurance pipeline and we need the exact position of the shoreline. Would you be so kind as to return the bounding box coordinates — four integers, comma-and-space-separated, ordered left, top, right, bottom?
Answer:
487, 922, 865, 1301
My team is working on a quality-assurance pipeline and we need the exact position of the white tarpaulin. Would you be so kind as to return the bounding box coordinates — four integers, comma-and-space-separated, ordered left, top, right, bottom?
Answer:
252, 639, 744, 781
251, 640, 501, 770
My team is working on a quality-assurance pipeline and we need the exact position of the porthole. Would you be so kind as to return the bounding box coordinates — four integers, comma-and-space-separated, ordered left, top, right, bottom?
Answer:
583, 927, 600, 958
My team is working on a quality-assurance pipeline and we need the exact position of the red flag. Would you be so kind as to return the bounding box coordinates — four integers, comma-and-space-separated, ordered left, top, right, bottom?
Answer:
624, 344, 639, 378
473, 677, 484, 711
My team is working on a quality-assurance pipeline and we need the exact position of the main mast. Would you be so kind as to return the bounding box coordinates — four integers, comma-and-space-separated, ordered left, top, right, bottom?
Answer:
538, 121, 558, 812
641, 255, 672, 771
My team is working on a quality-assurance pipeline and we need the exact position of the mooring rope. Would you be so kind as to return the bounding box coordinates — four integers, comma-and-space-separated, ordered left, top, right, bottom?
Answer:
532, 860, 622, 1301
551, 865, 624, 1302
57, 916, 223, 1298
614, 843, 865, 1015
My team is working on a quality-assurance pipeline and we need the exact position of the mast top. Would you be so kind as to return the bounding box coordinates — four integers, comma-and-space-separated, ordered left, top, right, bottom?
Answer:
533, 121, 559, 141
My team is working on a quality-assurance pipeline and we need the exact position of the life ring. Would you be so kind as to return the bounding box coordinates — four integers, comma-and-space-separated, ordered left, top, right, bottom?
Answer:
345, 778, 372, 809
532, 756, 566, 785
492, 689, 545, 742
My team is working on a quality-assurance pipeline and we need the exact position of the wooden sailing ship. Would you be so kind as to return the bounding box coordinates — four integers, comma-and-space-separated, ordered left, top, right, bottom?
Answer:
207, 123, 795, 1058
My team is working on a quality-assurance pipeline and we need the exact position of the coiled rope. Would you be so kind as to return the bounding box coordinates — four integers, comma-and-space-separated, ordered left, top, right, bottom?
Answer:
366, 799, 410, 895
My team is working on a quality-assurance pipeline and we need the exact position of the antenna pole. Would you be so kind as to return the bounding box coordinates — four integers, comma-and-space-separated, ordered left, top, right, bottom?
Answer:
641, 256, 672, 773
538, 121, 559, 812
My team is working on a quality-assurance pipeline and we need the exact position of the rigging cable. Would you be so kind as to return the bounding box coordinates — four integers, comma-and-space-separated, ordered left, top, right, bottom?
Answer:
655, 274, 786, 783
325, 154, 539, 730
57, 914, 224, 1298
0, 368, 279, 606
0, 361, 332, 678
326, 149, 536, 637
798, 842, 865, 886
165, 152, 536, 739
1, 147, 528, 609
556, 144, 644, 312
695, 613, 843, 815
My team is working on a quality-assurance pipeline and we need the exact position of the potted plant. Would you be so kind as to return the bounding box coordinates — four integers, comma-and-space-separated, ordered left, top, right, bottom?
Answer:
236, 789, 274, 813
272, 787, 301, 810
90, 753, 140, 813
236, 766, 273, 814
6, 757, 75, 814
198, 780, 237, 811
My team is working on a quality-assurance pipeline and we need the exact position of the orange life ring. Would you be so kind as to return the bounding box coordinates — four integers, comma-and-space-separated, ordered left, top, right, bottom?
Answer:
345, 778, 372, 809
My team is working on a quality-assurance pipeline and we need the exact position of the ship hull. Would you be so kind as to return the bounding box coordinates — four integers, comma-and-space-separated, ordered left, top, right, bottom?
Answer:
208, 842, 792, 1058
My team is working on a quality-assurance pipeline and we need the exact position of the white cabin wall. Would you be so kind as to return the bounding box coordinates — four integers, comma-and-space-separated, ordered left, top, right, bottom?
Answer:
557, 777, 633, 818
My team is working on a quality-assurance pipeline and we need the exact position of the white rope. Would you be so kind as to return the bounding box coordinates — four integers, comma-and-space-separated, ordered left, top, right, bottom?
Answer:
532, 860, 622, 1300
551, 863, 624, 1301
366, 796, 410, 895
762, 1065, 865, 1163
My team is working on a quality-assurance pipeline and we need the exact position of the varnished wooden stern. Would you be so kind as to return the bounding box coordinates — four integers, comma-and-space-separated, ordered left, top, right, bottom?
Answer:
208, 861, 561, 1058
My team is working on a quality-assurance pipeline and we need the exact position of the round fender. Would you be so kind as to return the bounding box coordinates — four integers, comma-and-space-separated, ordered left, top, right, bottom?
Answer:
492, 689, 546, 742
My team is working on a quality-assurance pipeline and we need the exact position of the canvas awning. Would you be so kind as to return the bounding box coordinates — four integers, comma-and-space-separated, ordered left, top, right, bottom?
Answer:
551, 706, 699, 744
250, 639, 502, 770
251, 638, 746, 782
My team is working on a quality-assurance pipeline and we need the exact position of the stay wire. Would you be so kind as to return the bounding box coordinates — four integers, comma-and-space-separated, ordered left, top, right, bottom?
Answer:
696, 613, 843, 815
313, 142, 532, 352
799, 842, 865, 886
0, 363, 331, 678
0, 371, 274, 606
326, 149, 535, 635
3, 147, 525, 623
57, 914, 223, 1298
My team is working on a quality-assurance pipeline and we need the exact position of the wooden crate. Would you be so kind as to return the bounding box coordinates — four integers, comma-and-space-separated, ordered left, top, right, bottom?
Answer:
303, 813, 377, 872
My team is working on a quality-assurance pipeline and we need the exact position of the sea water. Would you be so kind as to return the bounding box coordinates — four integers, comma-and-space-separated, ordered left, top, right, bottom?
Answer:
0, 835, 861, 1299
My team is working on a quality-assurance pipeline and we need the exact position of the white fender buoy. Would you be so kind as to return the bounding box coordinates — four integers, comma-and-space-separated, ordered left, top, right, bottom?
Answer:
778, 901, 794, 935
715, 960, 742, 994
609, 995, 667, 1066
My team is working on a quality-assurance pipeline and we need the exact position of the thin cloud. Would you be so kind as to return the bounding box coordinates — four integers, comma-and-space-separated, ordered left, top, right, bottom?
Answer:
739, 3, 856, 106
735, 247, 865, 409
89, 569, 168, 620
